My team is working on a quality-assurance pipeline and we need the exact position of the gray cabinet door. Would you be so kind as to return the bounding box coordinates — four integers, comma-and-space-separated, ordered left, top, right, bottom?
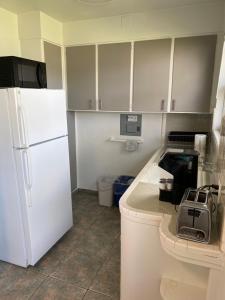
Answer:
44, 41, 63, 89
171, 35, 217, 112
66, 45, 96, 110
133, 39, 171, 112
98, 43, 131, 111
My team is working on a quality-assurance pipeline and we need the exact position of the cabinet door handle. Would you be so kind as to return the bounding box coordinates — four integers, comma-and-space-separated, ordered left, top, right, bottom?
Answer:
98, 99, 102, 110
161, 99, 165, 111
88, 99, 92, 110
171, 99, 176, 111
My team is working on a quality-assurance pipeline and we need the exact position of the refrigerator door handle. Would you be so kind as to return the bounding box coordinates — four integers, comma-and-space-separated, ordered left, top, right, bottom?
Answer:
18, 105, 29, 148
22, 150, 33, 207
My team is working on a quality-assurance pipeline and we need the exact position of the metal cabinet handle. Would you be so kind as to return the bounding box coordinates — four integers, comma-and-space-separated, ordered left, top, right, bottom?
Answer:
98, 99, 102, 110
88, 99, 92, 110
171, 99, 176, 111
161, 99, 165, 112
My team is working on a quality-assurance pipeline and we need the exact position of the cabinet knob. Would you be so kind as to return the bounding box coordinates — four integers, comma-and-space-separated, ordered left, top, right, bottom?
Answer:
88, 99, 92, 109
171, 99, 176, 111
161, 99, 165, 111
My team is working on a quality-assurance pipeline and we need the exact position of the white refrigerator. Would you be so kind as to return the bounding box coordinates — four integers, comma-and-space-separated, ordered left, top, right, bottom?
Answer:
0, 88, 73, 267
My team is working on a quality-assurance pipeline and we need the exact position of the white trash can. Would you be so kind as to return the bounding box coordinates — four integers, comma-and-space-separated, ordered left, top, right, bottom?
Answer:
97, 176, 117, 207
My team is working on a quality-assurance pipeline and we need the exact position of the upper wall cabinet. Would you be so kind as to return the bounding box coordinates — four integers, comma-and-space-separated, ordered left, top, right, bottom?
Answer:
98, 43, 131, 111
66, 45, 96, 110
44, 41, 63, 89
171, 35, 217, 113
133, 39, 172, 112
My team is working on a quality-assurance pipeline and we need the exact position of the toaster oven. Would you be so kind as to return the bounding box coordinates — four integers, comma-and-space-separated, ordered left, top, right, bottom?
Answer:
176, 188, 215, 243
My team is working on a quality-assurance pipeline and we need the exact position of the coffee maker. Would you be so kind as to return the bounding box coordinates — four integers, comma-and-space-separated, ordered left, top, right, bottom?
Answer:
158, 149, 199, 205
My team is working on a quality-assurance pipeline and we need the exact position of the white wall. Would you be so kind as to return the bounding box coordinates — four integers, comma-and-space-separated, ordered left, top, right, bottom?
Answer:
0, 8, 20, 56
63, 2, 224, 45
18, 11, 63, 61
76, 113, 163, 190
64, 2, 225, 190
76, 112, 213, 190
40, 12, 63, 45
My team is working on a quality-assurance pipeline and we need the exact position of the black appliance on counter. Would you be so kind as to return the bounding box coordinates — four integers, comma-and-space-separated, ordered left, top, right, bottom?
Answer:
0, 56, 47, 89
167, 131, 208, 147
158, 149, 199, 205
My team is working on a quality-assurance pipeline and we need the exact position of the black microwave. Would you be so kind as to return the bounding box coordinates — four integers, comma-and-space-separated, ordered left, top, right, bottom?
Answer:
0, 56, 47, 89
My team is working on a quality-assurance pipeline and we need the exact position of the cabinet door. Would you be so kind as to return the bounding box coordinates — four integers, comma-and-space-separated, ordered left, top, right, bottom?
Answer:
98, 43, 131, 111
171, 35, 217, 112
133, 39, 171, 112
66, 45, 96, 110
44, 41, 63, 89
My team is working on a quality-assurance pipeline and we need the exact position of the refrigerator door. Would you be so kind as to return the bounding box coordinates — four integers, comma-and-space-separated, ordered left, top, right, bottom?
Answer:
15, 137, 73, 265
0, 90, 28, 267
8, 88, 68, 148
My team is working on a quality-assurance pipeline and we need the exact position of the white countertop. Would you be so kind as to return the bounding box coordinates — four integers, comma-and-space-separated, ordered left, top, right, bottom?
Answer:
119, 147, 225, 269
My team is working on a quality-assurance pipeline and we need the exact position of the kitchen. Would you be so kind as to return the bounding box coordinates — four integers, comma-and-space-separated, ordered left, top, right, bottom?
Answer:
0, 0, 225, 299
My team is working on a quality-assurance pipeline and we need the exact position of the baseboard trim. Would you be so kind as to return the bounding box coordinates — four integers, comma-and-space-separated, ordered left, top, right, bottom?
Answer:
71, 187, 79, 194
76, 188, 98, 195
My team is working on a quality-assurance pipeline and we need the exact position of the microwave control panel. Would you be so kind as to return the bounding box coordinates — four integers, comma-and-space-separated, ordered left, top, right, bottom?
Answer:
120, 114, 142, 136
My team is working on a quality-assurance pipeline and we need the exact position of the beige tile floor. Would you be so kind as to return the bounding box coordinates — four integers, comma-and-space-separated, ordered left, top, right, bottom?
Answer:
0, 191, 121, 300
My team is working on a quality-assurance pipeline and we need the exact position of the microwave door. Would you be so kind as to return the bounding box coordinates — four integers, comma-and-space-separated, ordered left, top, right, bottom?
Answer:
36, 63, 47, 88
21, 63, 40, 88
17, 63, 23, 87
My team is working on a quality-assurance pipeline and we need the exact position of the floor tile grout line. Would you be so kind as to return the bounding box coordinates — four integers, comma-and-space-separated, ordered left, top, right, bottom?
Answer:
89, 289, 114, 299
47, 273, 90, 291
34, 194, 119, 299
87, 233, 120, 293
27, 276, 48, 300
85, 288, 114, 299
81, 289, 89, 300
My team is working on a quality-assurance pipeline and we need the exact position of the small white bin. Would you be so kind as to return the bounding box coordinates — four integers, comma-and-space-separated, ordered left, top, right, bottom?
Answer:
97, 176, 116, 207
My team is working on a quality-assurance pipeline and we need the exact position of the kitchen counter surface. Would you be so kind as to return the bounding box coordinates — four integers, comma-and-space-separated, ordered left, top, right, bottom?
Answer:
127, 182, 176, 216
119, 146, 225, 269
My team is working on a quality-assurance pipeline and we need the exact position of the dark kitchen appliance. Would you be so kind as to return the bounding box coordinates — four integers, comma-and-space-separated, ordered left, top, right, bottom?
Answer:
158, 149, 199, 205
0, 56, 47, 89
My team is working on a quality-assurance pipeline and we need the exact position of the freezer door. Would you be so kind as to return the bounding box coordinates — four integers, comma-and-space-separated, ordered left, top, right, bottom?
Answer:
8, 88, 68, 148
15, 137, 73, 265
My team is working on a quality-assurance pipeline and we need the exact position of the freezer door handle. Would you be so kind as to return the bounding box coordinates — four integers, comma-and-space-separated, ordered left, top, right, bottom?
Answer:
18, 105, 29, 148
22, 150, 33, 207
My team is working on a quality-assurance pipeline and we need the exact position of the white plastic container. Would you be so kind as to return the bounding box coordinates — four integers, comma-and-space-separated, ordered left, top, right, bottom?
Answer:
97, 176, 116, 207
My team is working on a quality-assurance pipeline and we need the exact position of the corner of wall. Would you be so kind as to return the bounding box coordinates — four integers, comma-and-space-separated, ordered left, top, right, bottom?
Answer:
18, 10, 63, 61
40, 12, 63, 45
